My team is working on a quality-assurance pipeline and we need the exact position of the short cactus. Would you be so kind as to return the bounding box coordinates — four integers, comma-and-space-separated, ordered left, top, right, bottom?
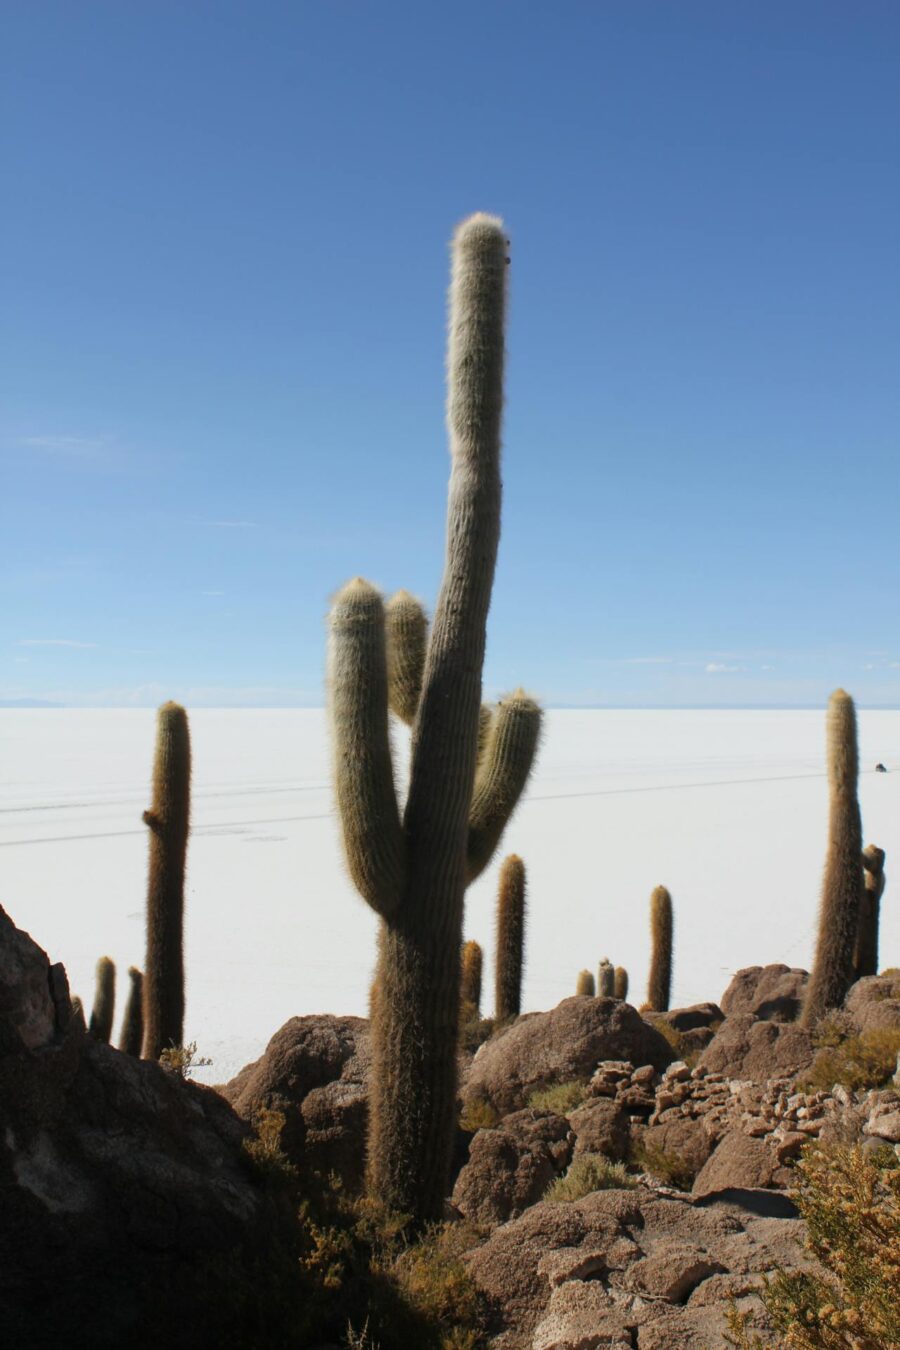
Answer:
460, 940, 483, 1014
597, 958, 615, 997
88, 956, 116, 1043
119, 966, 144, 1057
495, 854, 526, 1020
803, 690, 864, 1027
646, 886, 673, 1012
576, 969, 595, 996
854, 844, 885, 980
614, 966, 629, 1001
327, 215, 541, 1221
142, 701, 191, 1059
70, 995, 85, 1026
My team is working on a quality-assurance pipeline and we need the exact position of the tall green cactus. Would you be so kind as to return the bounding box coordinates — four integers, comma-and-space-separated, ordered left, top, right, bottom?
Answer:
646, 885, 673, 1012
460, 940, 483, 1013
597, 958, 615, 997
119, 965, 144, 1057
142, 701, 191, 1059
327, 214, 541, 1221
855, 844, 886, 979
495, 854, 526, 1020
803, 690, 864, 1027
576, 969, 595, 996
88, 956, 116, 1042
614, 966, 629, 1001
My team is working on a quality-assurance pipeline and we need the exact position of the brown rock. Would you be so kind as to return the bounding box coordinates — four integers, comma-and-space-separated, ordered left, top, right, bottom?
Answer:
569, 1098, 630, 1161
660, 1002, 724, 1033
844, 974, 900, 1035
698, 1015, 815, 1083
452, 1109, 573, 1228
640, 1115, 717, 1182
692, 1131, 785, 1195
461, 998, 672, 1116
720, 964, 808, 1022
223, 1013, 370, 1189
0, 905, 280, 1350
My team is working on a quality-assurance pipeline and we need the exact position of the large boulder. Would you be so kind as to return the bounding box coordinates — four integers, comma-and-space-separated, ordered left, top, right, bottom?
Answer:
720, 965, 808, 1023
461, 998, 673, 1116
452, 1109, 573, 1228
697, 1014, 815, 1084
692, 1132, 791, 1197
465, 1185, 810, 1349
0, 905, 280, 1350
843, 974, 900, 1035
223, 1014, 370, 1191
569, 1098, 630, 1161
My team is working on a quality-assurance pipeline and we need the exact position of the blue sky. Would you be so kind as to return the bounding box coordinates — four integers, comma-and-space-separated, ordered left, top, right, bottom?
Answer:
3, 2, 899, 708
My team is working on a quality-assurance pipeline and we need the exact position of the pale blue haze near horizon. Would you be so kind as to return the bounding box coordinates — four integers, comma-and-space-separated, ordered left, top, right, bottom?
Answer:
2, 2, 899, 708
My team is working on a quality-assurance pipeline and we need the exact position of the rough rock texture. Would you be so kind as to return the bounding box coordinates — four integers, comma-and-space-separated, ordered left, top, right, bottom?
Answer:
461, 999, 673, 1116
692, 1132, 790, 1196
843, 973, 900, 1034
658, 1002, 723, 1033
720, 965, 809, 1023
452, 1109, 573, 1228
223, 1014, 371, 1190
639, 1113, 717, 1183
569, 1098, 631, 1161
0, 905, 279, 1350
697, 1014, 815, 1082
466, 1186, 810, 1349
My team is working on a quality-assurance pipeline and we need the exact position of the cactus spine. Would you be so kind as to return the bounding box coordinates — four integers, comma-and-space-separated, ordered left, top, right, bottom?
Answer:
119, 966, 144, 1057
327, 215, 541, 1221
614, 966, 629, 1001
646, 886, 673, 1012
855, 844, 886, 979
460, 940, 483, 1014
576, 969, 595, 996
803, 690, 864, 1027
88, 956, 116, 1042
495, 854, 526, 1020
597, 958, 615, 997
142, 701, 191, 1059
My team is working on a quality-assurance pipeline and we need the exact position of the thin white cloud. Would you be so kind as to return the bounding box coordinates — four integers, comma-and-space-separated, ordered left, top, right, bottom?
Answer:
16, 639, 97, 649
705, 662, 740, 674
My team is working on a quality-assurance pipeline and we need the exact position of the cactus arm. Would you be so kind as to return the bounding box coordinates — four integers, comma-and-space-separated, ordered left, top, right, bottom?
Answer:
328, 578, 406, 920
384, 590, 428, 725
88, 956, 116, 1043
142, 809, 161, 831
646, 886, 673, 1012
466, 692, 541, 883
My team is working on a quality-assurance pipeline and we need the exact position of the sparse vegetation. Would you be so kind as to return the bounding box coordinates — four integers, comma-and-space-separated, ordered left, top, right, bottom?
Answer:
527, 1080, 588, 1113
631, 1139, 696, 1190
544, 1154, 637, 1202
458, 1097, 499, 1133
724, 1142, 900, 1348
159, 1040, 212, 1080
801, 1026, 900, 1094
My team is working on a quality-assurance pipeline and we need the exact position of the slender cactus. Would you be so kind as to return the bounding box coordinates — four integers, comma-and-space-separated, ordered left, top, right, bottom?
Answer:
71, 995, 85, 1026
614, 966, 629, 1001
803, 690, 864, 1027
597, 958, 615, 997
88, 956, 116, 1043
385, 590, 428, 726
855, 844, 886, 979
142, 701, 191, 1059
646, 886, 673, 1012
327, 214, 541, 1220
495, 854, 526, 1020
576, 969, 595, 996
460, 939, 483, 1013
119, 966, 144, 1057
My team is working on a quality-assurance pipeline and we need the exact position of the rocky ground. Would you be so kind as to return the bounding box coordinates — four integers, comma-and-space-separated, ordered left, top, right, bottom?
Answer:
3, 904, 898, 1349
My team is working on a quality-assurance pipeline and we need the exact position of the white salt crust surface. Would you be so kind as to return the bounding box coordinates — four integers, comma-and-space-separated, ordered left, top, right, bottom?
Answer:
2, 708, 898, 1084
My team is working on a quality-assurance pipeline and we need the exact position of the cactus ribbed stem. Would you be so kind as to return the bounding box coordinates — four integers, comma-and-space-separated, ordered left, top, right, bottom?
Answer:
460, 940, 483, 1013
614, 966, 629, 1001
119, 966, 144, 1057
576, 970, 595, 996
385, 590, 428, 726
142, 701, 191, 1059
855, 844, 886, 979
88, 956, 116, 1043
803, 691, 864, 1027
328, 215, 541, 1221
495, 854, 526, 1020
647, 886, 673, 1012
597, 959, 615, 998
467, 692, 541, 882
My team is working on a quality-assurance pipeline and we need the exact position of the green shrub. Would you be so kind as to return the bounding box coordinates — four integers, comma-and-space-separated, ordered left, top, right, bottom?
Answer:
544, 1154, 637, 1202
631, 1139, 695, 1190
459, 1098, 499, 1133
801, 1026, 900, 1093
527, 1081, 588, 1113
